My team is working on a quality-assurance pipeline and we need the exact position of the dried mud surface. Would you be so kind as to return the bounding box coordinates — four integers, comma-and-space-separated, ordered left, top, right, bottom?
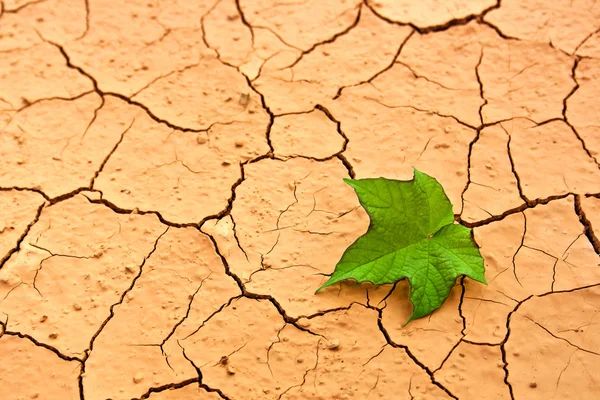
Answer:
1, 0, 599, 399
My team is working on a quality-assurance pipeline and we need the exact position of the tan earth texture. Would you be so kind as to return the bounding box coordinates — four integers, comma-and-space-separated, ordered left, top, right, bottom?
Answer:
1, 0, 600, 399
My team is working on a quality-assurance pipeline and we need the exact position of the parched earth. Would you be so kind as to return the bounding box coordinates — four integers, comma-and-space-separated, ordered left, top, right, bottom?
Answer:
1, 0, 600, 399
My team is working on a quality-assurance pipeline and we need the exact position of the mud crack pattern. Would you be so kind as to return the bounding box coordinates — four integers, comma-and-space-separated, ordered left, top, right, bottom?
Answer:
1, 0, 599, 399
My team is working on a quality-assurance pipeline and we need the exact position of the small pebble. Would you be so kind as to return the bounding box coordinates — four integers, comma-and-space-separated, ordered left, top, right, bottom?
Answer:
133, 373, 144, 384
239, 93, 250, 107
40, 315, 48, 323
73, 303, 82, 311
226, 365, 236, 375
529, 382, 537, 389
48, 333, 58, 339
326, 338, 340, 350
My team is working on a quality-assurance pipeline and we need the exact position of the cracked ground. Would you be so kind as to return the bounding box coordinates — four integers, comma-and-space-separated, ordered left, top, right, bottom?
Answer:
1, 0, 600, 399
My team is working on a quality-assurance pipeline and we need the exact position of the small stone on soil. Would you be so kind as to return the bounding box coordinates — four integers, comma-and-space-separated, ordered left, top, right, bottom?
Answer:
133, 373, 144, 383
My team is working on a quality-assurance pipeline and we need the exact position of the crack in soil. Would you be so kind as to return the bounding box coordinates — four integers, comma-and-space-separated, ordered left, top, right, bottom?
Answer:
333, 29, 415, 99
1, 321, 83, 363
363, 0, 501, 34
574, 194, 600, 254
76, 227, 169, 400
563, 58, 600, 167
282, 4, 363, 71
4, 1, 600, 398
458, 192, 573, 228
374, 307, 459, 399
0, 201, 44, 271
178, 340, 232, 400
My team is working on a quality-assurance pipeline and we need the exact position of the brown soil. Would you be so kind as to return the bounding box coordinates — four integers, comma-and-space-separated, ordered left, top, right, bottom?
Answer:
1, 1, 599, 399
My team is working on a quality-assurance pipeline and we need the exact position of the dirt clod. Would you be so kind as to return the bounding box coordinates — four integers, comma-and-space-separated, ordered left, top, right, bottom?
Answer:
326, 338, 340, 350
133, 373, 144, 384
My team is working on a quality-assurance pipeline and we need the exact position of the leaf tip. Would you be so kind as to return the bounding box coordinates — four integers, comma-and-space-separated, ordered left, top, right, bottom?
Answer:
411, 166, 423, 177
405, 310, 424, 326
315, 278, 336, 294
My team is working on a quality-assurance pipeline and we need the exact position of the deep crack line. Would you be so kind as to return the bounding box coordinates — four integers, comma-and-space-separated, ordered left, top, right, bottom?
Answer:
77, 0, 90, 40
234, 0, 255, 47
333, 29, 415, 99
364, 0, 501, 34
135, 378, 200, 400
160, 272, 213, 348
500, 123, 529, 204
199, 227, 331, 339
35, 32, 210, 134
82, 195, 201, 228
178, 340, 232, 400
458, 126, 483, 216
0, 202, 45, 271
1, 323, 83, 363
574, 194, 600, 254
244, 74, 275, 154
499, 295, 532, 400
511, 212, 526, 287
563, 58, 600, 167
89, 118, 135, 188
374, 308, 459, 399
458, 192, 573, 228
0, 186, 50, 201
475, 46, 487, 125
282, 4, 363, 71
77, 227, 169, 400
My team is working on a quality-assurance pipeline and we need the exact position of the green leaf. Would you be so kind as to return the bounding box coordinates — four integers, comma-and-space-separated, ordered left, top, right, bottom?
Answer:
317, 168, 486, 322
